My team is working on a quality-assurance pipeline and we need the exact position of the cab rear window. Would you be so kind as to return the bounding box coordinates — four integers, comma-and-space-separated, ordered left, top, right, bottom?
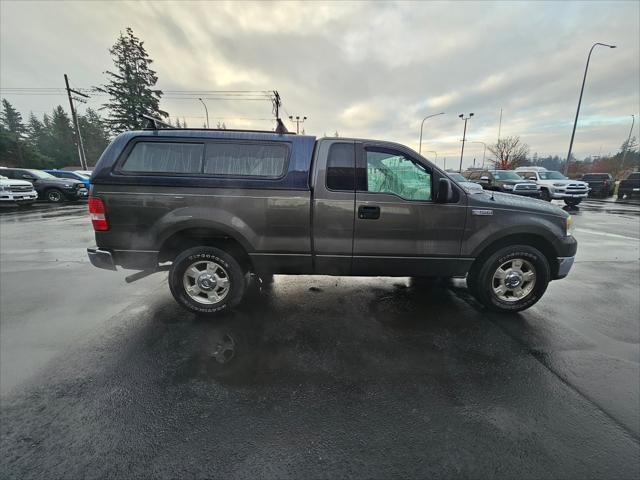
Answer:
122, 142, 204, 173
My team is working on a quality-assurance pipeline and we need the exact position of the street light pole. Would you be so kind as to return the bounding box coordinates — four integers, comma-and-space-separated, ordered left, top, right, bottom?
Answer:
424, 150, 438, 162
198, 98, 210, 128
458, 113, 474, 172
620, 114, 635, 172
418, 112, 445, 154
564, 42, 616, 174
471, 141, 487, 168
289, 115, 307, 134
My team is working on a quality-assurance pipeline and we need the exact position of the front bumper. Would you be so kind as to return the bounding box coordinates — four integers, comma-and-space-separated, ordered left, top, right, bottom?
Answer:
87, 247, 116, 271
556, 256, 575, 279
509, 190, 541, 198
0, 191, 38, 202
551, 191, 588, 199
67, 188, 89, 199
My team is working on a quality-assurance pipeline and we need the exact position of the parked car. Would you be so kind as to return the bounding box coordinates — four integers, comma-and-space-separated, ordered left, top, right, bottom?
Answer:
0, 167, 88, 202
581, 173, 615, 197
0, 175, 38, 205
446, 172, 484, 193
515, 166, 589, 206
463, 169, 541, 198
87, 127, 576, 315
43, 169, 91, 190
618, 172, 640, 199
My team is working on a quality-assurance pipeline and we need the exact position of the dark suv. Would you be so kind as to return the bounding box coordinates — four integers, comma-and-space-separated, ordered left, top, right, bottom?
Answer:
464, 170, 541, 198
582, 173, 614, 197
0, 168, 88, 202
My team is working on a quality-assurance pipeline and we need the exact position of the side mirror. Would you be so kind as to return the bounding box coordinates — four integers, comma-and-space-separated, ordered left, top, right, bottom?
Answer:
22, 175, 34, 180
479, 176, 490, 183
436, 178, 452, 203
528, 176, 537, 181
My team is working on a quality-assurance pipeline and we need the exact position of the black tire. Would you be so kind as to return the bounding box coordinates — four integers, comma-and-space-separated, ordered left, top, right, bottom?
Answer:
617, 193, 624, 200
45, 188, 64, 203
169, 246, 246, 316
540, 189, 552, 202
468, 245, 550, 313
564, 198, 582, 206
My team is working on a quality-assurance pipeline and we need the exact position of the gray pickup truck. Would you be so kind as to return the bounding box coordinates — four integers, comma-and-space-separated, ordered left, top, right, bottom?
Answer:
87, 127, 576, 314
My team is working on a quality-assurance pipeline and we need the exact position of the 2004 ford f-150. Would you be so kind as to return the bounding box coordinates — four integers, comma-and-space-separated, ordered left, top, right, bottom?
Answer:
87, 127, 576, 315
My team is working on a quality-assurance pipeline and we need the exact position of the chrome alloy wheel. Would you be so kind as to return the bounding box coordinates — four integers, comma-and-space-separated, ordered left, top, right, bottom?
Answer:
182, 260, 230, 305
492, 258, 536, 302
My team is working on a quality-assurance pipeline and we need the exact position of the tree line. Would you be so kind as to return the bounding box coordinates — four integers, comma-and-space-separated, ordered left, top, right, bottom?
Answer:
0, 100, 110, 168
485, 135, 639, 178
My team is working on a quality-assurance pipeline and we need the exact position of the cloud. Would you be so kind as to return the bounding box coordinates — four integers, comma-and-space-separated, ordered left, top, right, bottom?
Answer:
1, 0, 638, 167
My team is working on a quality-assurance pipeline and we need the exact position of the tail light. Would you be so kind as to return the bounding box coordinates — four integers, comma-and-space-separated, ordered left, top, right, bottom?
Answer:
88, 196, 109, 231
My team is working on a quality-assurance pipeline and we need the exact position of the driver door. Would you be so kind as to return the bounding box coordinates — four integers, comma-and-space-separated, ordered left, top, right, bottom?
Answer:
352, 145, 468, 276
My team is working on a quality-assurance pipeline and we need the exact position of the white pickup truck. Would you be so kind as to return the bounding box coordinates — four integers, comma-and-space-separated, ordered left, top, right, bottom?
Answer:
0, 175, 38, 205
515, 167, 589, 206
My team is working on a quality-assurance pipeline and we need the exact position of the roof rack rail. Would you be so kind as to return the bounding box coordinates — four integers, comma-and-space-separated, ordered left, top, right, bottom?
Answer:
141, 114, 173, 130
140, 113, 295, 135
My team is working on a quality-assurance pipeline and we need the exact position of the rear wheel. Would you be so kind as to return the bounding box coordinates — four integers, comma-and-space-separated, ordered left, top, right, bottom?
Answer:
468, 245, 550, 313
564, 198, 582, 206
169, 246, 246, 316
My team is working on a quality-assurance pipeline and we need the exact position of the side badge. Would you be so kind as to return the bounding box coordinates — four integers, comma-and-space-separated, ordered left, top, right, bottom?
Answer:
472, 209, 494, 216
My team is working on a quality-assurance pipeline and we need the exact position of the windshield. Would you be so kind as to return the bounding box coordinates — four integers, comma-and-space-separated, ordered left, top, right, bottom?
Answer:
492, 171, 523, 180
539, 171, 567, 180
448, 173, 467, 182
28, 170, 57, 179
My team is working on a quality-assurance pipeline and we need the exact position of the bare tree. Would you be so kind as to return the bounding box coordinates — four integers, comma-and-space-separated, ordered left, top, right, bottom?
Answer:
488, 136, 530, 169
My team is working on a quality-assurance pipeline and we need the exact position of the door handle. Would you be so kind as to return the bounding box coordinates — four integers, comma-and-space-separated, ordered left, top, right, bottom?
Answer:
358, 205, 380, 220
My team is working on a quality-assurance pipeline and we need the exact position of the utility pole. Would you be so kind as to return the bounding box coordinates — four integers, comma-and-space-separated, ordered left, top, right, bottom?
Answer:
497, 108, 503, 142
272, 90, 288, 134
458, 113, 474, 172
620, 114, 635, 171
443, 157, 447, 170
288, 115, 307, 134
64, 74, 89, 169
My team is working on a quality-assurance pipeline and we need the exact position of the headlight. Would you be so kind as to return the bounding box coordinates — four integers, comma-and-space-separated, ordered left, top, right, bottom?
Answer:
63, 183, 73, 188
566, 215, 574, 236
503, 184, 514, 190
553, 183, 565, 187
0, 185, 8, 192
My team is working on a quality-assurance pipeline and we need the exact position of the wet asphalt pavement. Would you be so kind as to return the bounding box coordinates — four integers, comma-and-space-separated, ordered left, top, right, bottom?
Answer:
0, 199, 639, 479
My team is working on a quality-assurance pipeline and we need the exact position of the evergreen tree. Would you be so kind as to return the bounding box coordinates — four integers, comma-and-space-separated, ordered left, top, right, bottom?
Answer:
98, 27, 167, 133
0, 99, 26, 165
41, 106, 77, 167
78, 108, 110, 166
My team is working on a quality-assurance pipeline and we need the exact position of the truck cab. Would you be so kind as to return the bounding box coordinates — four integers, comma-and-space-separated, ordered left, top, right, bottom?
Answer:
87, 128, 576, 315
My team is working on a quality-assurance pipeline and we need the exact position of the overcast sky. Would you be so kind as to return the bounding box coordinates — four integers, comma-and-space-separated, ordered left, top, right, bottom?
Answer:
1, 0, 638, 168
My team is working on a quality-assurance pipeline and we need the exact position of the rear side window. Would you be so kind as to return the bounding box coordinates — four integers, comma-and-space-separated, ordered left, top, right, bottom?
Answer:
326, 143, 355, 191
203, 142, 287, 177
628, 173, 640, 180
122, 142, 204, 173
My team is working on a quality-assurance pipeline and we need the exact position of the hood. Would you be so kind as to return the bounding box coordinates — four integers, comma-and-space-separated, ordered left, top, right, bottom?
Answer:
0, 178, 33, 187
46, 177, 83, 186
468, 190, 568, 218
539, 179, 587, 185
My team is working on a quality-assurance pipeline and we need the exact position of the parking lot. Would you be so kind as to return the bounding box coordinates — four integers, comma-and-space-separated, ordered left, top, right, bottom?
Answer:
1, 198, 639, 479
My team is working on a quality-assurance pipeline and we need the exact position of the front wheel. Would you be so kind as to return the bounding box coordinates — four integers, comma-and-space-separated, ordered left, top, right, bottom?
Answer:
45, 188, 64, 203
468, 245, 550, 313
540, 189, 552, 201
564, 198, 582, 206
169, 246, 246, 316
